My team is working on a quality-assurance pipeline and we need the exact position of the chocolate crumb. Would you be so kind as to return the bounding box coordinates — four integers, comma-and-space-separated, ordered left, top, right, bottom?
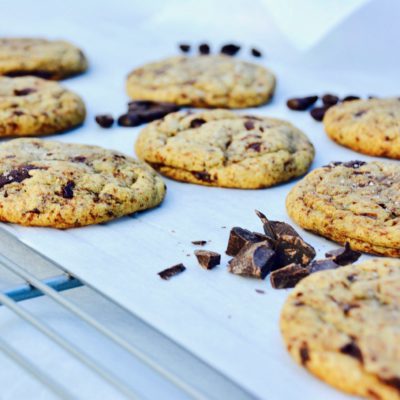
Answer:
95, 114, 114, 128
158, 264, 186, 280
179, 43, 191, 53
195, 250, 221, 269
220, 43, 241, 56
255, 289, 265, 294
251, 48, 262, 57
254, 210, 276, 240
340, 342, 363, 363
325, 243, 361, 266
199, 43, 210, 55
287, 96, 318, 111
191, 240, 207, 246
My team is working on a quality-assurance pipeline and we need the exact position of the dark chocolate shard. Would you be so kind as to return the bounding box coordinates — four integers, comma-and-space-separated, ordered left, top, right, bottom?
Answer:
325, 243, 361, 266
0, 165, 39, 189
255, 289, 265, 294
340, 342, 363, 363
270, 220, 300, 238
251, 48, 262, 57
275, 235, 316, 268
226, 227, 267, 256
179, 43, 191, 53
95, 114, 114, 128
254, 210, 276, 240
191, 240, 207, 246
270, 263, 310, 289
287, 96, 318, 111
194, 250, 221, 270
309, 258, 339, 273
228, 242, 276, 279
220, 43, 241, 56
158, 264, 186, 280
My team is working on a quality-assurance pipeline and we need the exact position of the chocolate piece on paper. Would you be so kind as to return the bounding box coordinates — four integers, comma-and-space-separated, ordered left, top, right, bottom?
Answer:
325, 243, 361, 266
158, 264, 186, 280
270, 263, 310, 289
191, 240, 207, 246
287, 96, 318, 111
195, 250, 221, 270
275, 235, 316, 268
226, 227, 268, 256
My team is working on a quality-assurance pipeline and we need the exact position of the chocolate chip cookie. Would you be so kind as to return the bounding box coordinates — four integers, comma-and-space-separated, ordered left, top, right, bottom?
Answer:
281, 258, 400, 400
126, 55, 276, 108
324, 98, 400, 159
286, 160, 400, 256
0, 139, 166, 228
135, 110, 314, 189
0, 38, 87, 80
0, 76, 85, 137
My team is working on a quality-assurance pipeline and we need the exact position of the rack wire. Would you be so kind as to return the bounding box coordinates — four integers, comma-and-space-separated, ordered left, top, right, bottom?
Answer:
0, 228, 254, 400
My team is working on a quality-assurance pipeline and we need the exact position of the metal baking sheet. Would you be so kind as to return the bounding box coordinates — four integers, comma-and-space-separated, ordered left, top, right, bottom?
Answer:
0, 1, 396, 398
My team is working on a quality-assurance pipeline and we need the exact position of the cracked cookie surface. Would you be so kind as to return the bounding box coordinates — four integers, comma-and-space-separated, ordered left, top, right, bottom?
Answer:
280, 258, 400, 400
135, 110, 314, 189
0, 138, 166, 228
286, 161, 400, 256
126, 55, 276, 108
324, 98, 400, 159
0, 38, 87, 80
0, 76, 86, 137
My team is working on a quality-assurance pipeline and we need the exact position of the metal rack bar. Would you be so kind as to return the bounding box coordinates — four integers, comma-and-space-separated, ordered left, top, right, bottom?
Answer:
3, 274, 82, 303
0, 290, 140, 399
0, 336, 74, 400
0, 252, 207, 399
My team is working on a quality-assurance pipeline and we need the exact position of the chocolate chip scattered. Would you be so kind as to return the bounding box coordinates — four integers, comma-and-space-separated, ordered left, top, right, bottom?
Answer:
325, 243, 361, 266
0, 165, 39, 189
255, 289, 265, 294
228, 242, 276, 279
340, 342, 363, 363
199, 43, 210, 55
322, 94, 339, 106
195, 250, 221, 270
220, 43, 241, 56
270, 263, 310, 289
299, 344, 310, 365
158, 263, 186, 280
14, 88, 36, 96
61, 181, 75, 199
287, 96, 318, 111
343, 95, 360, 102
244, 120, 255, 130
275, 235, 316, 268
309, 258, 339, 273
95, 114, 114, 128
179, 43, 191, 53
226, 227, 268, 256
190, 118, 206, 128
251, 48, 262, 57
310, 106, 329, 121
191, 240, 207, 246
117, 113, 142, 127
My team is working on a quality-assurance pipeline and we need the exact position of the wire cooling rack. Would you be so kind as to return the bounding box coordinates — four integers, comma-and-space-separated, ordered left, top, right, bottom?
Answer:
0, 227, 254, 400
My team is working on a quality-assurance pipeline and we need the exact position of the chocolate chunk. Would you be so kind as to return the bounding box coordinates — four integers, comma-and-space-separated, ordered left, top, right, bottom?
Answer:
72, 156, 87, 163
195, 250, 221, 270
158, 263, 186, 280
226, 227, 268, 256
309, 258, 339, 273
340, 342, 363, 363
14, 88, 36, 96
244, 120, 255, 130
228, 242, 276, 279
270, 263, 310, 289
254, 210, 276, 240
270, 220, 300, 239
220, 43, 241, 56
343, 160, 366, 168
343, 95, 360, 102
0, 165, 39, 189
287, 96, 318, 111
251, 48, 262, 57
61, 181, 75, 199
275, 235, 316, 268
246, 142, 262, 152
310, 106, 330, 121
322, 94, 339, 106
179, 43, 191, 53
191, 240, 207, 246
325, 243, 361, 266
192, 171, 212, 182
190, 118, 206, 128
117, 113, 142, 127
199, 43, 210, 55
299, 344, 310, 365
95, 114, 114, 128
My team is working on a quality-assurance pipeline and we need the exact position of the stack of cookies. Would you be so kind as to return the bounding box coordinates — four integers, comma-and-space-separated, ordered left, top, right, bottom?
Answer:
0, 36, 399, 400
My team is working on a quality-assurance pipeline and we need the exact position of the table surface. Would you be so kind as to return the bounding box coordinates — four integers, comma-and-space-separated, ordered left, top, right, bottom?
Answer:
0, 0, 398, 399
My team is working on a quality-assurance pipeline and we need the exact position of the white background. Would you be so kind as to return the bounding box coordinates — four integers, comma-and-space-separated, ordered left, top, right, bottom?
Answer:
0, 0, 399, 399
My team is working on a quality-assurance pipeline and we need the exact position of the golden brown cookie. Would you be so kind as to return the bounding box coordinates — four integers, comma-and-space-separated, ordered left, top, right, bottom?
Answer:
324, 98, 400, 159
0, 38, 87, 80
135, 110, 314, 189
0, 76, 85, 137
126, 55, 276, 108
0, 138, 166, 228
281, 258, 400, 400
286, 160, 400, 257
